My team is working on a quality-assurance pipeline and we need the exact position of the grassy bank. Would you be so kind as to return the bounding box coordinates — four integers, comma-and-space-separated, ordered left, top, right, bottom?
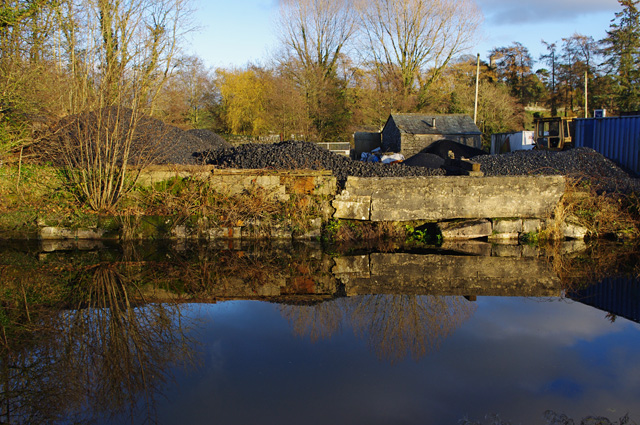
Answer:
0, 164, 331, 239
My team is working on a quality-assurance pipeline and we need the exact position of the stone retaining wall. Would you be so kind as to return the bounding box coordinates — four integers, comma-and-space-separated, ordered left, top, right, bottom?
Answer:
333, 175, 565, 221
34, 170, 579, 241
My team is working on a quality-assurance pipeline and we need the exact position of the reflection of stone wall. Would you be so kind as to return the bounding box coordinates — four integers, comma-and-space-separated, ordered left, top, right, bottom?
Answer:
333, 252, 561, 297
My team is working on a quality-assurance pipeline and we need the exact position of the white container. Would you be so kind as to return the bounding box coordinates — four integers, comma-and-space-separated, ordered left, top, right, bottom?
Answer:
490, 131, 535, 154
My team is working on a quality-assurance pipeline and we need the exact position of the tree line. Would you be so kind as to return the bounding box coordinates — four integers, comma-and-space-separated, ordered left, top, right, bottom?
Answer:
1, 0, 639, 152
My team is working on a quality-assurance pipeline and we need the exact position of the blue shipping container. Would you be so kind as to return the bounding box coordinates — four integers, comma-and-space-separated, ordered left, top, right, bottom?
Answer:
575, 116, 640, 175
569, 276, 640, 324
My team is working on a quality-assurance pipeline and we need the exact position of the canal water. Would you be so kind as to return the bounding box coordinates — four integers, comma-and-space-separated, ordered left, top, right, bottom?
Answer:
1, 240, 639, 424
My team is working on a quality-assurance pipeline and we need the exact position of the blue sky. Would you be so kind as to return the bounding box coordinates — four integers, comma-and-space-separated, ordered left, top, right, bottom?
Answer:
187, 0, 622, 69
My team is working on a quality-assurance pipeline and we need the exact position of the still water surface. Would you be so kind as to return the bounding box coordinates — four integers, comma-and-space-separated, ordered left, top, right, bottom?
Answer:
153, 297, 640, 425
1, 240, 639, 424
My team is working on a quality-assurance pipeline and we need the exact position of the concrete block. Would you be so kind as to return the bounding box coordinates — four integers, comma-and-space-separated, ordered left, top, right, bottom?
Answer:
522, 244, 541, 258
523, 219, 544, 234
332, 255, 370, 277
440, 240, 492, 256
344, 252, 561, 297
490, 219, 523, 239
76, 228, 105, 239
40, 240, 74, 251
492, 243, 523, 257
332, 192, 371, 221
438, 219, 492, 240
338, 175, 565, 222
40, 227, 75, 240
560, 239, 588, 254
562, 222, 589, 239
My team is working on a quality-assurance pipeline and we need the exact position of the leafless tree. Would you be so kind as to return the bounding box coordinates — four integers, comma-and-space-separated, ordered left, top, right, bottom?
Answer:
50, 0, 194, 210
277, 0, 358, 80
356, 0, 483, 108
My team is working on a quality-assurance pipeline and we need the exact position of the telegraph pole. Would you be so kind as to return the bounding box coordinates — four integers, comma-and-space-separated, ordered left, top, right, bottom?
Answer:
474, 53, 480, 124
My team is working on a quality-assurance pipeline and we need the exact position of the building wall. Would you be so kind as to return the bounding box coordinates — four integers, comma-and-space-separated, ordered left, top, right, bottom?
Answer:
354, 132, 382, 157
381, 118, 401, 152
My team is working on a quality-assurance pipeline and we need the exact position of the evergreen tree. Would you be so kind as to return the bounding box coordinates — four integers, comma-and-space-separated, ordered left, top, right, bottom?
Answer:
601, 0, 640, 112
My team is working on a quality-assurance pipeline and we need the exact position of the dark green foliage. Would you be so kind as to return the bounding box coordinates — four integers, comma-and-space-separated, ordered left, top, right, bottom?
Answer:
600, 0, 640, 113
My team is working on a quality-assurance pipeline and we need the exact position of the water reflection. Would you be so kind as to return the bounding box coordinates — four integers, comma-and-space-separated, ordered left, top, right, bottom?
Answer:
0, 239, 639, 423
0, 257, 198, 425
569, 276, 640, 324
281, 295, 475, 362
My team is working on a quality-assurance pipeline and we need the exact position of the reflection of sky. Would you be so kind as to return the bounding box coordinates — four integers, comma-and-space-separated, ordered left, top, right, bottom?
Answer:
140, 297, 640, 425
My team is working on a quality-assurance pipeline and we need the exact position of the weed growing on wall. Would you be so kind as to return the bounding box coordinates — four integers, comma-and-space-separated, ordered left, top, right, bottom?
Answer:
545, 179, 640, 240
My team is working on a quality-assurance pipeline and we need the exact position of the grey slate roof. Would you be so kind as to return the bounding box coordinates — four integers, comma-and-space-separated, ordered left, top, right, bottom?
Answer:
386, 113, 481, 135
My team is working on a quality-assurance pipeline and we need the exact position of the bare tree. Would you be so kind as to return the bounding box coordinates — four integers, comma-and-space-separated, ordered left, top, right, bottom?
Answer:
277, 0, 357, 80
356, 0, 483, 109
276, 0, 357, 141
50, 0, 193, 210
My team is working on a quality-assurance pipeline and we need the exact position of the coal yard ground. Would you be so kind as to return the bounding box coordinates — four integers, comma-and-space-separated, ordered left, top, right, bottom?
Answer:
197, 141, 446, 185
195, 138, 640, 193
47, 109, 640, 193
472, 148, 640, 193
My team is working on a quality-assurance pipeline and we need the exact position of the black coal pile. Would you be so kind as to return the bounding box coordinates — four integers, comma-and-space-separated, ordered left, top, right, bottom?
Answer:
472, 147, 640, 193
187, 129, 231, 150
200, 140, 445, 185
47, 107, 229, 165
155, 125, 224, 164
421, 139, 487, 159
402, 152, 445, 169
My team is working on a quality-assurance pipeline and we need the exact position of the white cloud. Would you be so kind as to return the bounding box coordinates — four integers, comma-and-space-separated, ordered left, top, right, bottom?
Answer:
477, 0, 620, 24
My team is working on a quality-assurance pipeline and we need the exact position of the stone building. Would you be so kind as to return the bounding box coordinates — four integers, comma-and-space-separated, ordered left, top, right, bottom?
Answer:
381, 113, 482, 157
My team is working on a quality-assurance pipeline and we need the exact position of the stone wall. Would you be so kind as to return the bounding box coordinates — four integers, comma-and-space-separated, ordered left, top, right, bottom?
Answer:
39, 168, 337, 241
137, 166, 337, 198
381, 118, 402, 152
333, 175, 565, 222
35, 170, 576, 241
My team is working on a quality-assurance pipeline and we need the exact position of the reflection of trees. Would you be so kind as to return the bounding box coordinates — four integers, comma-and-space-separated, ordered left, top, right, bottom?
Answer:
350, 295, 475, 362
0, 263, 197, 424
280, 300, 346, 342
280, 295, 476, 362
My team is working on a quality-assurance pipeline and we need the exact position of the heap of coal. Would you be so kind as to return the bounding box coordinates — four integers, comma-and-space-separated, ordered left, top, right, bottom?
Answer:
472, 147, 640, 193
402, 153, 445, 169
186, 129, 231, 150
199, 140, 445, 185
401, 139, 486, 169
47, 107, 227, 165
421, 139, 487, 159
